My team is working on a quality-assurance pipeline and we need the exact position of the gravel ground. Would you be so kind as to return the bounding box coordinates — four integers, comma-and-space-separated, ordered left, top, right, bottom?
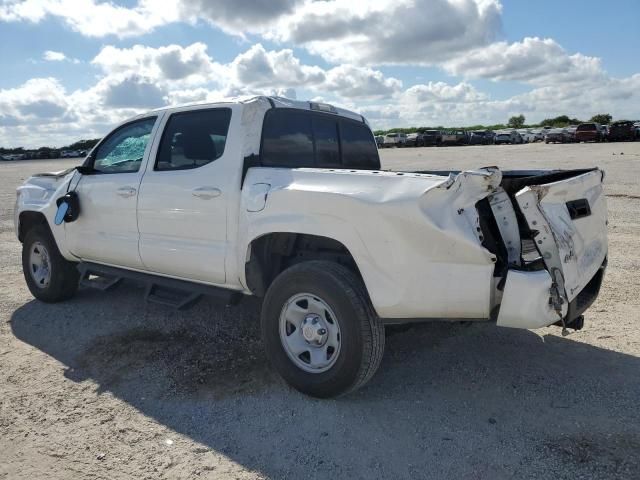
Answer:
1, 142, 639, 479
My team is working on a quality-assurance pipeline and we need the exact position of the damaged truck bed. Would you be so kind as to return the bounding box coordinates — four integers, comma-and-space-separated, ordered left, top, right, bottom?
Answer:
412, 167, 607, 329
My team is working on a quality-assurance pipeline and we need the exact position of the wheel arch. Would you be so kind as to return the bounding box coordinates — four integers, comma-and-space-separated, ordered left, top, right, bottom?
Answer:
18, 210, 50, 243
244, 232, 365, 298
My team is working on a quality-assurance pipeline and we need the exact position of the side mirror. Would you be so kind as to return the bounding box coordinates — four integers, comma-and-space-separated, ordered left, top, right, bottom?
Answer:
76, 165, 97, 175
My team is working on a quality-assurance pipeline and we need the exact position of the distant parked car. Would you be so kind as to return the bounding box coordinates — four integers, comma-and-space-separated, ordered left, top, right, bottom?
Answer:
517, 129, 538, 143
405, 133, 425, 147
494, 130, 523, 145
61, 150, 83, 158
469, 130, 494, 145
575, 123, 602, 143
375, 136, 384, 148
530, 129, 545, 142
422, 130, 442, 146
597, 124, 609, 140
382, 132, 407, 147
441, 130, 469, 146
545, 128, 571, 144
608, 121, 636, 141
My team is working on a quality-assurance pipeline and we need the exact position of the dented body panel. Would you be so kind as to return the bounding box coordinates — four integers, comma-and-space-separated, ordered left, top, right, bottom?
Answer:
239, 167, 501, 319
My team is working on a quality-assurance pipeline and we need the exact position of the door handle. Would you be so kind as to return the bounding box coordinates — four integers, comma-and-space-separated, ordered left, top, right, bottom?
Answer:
116, 186, 137, 198
192, 186, 222, 199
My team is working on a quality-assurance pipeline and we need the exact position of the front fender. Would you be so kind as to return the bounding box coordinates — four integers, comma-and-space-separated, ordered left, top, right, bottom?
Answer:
15, 170, 77, 260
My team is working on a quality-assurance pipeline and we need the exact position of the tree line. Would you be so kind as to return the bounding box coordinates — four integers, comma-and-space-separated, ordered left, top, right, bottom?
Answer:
373, 113, 618, 136
0, 138, 101, 155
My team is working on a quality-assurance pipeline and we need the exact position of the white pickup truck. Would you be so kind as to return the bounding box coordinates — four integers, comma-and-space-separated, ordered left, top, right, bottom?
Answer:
15, 96, 608, 397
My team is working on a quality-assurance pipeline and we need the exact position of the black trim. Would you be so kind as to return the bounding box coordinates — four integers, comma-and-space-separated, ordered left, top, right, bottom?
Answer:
266, 97, 276, 108
566, 199, 591, 220
78, 262, 241, 302
565, 258, 607, 322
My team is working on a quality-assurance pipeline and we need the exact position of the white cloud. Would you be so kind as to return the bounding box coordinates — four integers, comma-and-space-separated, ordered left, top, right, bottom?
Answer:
42, 49, 80, 63
176, 0, 305, 36
0, 78, 72, 123
90, 42, 403, 101
443, 37, 606, 85
230, 44, 325, 88
324, 65, 402, 99
43, 50, 65, 61
265, 0, 503, 66
0, 0, 181, 38
2, 0, 502, 62
92, 43, 221, 85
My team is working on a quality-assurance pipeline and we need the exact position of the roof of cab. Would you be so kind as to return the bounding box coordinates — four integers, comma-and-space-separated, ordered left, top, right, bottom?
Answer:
144, 95, 366, 124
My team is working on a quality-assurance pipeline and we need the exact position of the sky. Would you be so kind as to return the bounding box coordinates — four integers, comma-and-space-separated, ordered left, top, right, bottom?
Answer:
0, 0, 638, 148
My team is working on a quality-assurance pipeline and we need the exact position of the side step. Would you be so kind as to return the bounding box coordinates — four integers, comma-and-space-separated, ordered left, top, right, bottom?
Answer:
145, 284, 202, 310
78, 264, 122, 291
77, 262, 243, 310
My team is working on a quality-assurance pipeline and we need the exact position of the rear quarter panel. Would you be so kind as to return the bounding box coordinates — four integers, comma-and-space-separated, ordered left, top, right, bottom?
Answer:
239, 167, 500, 319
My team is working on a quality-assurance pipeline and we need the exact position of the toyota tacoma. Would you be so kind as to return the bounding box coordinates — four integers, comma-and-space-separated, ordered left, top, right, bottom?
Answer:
15, 96, 608, 397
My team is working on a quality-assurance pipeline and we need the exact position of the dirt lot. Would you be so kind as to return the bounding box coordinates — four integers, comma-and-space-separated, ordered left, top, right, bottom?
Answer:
1, 142, 639, 479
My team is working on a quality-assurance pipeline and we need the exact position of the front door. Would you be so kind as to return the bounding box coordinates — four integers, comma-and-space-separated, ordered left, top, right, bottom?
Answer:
65, 116, 160, 269
137, 107, 233, 284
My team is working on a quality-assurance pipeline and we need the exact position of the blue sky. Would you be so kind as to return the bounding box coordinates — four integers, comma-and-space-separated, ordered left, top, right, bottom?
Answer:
0, 0, 638, 147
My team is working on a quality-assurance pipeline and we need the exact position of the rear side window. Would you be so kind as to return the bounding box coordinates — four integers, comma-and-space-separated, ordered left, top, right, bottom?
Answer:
313, 115, 341, 167
340, 120, 379, 168
262, 110, 314, 167
156, 108, 231, 171
261, 109, 380, 170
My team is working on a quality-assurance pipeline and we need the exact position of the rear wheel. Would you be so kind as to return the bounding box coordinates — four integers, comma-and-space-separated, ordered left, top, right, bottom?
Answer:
261, 261, 385, 398
22, 225, 79, 302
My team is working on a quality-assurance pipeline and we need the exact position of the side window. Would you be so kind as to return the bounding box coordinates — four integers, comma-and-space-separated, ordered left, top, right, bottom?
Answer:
340, 120, 380, 169
262, 110, 314, 168
156, 108, 231, 171
93, 117, 156, 173
312, 116, 341, 168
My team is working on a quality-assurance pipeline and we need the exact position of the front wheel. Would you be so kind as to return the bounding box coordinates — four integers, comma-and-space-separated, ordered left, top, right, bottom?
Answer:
22, 225, 79, 302
261, 261, 385, 398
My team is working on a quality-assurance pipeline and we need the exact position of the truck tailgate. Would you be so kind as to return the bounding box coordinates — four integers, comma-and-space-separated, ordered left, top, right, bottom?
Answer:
515, 168, 607, 303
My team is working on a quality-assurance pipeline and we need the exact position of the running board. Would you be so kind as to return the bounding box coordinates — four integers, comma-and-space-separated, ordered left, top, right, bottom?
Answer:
77, 262, 243, 310
78, 264, 122, 291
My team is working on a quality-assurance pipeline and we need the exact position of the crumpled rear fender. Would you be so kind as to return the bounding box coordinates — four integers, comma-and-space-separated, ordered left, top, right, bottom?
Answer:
239, 167, 502, 319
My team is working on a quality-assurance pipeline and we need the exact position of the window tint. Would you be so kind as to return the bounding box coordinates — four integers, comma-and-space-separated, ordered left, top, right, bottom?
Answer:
156, 109, 231, 171
262, 110, 314, 167
260, 109, 380, 170
312, 116, 340, 167
340, 120, 379, 169
93, 117, 156, 173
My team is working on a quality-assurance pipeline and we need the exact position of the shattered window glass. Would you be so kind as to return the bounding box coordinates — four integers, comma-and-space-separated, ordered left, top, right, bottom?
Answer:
93, 117, 156, 173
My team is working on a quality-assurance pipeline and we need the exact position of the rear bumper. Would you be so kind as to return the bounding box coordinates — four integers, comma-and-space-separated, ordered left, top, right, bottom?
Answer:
496, 258, 607, 330
565, 257, 607, 323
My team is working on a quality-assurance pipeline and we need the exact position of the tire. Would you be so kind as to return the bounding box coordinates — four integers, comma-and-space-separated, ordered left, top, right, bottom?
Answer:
261, 261, 385, 398
22, 225, 79, 302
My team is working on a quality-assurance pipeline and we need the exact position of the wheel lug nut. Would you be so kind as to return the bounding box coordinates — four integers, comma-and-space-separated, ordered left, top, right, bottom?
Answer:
318, 328, 327, 335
